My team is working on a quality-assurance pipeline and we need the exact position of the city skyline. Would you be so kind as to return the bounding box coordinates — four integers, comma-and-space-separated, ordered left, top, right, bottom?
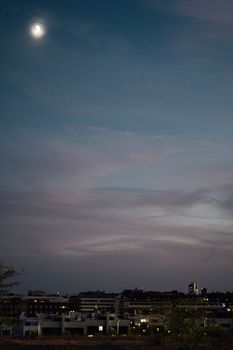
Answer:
1, 0, 233, 293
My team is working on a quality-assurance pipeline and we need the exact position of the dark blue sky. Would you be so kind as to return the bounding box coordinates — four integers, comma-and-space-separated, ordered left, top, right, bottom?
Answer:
1, 0, 233, 293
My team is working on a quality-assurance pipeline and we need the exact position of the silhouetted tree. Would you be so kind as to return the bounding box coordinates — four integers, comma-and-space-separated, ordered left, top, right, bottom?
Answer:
0, 262, 19, 293
0, 262, 21, 333
153, 298, 222, 350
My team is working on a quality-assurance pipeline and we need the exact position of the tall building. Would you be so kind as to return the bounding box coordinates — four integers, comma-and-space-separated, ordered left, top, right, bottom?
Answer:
188, 281, 199, 295
201, 287, 207, 296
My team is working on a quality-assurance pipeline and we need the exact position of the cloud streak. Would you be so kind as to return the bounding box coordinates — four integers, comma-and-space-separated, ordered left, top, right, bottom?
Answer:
172, 0, 233, 24
148, 0, 233, 24
1, 129, 233, 263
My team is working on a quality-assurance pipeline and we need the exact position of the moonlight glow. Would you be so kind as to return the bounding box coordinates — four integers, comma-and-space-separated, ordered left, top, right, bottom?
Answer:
30, 22, 45, 39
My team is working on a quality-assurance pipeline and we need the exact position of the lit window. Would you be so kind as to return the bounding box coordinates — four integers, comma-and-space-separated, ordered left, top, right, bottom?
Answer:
140, 319, 147, 323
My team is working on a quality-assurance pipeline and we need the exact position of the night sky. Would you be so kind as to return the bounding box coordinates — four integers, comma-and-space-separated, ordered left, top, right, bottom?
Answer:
1, 0, 233, 293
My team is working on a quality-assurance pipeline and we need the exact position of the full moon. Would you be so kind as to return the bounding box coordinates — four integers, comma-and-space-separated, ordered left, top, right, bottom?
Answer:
30, 23, 45, 39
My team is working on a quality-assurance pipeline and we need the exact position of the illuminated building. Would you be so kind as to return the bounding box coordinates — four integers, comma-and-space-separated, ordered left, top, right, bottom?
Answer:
188, 281, 199, 295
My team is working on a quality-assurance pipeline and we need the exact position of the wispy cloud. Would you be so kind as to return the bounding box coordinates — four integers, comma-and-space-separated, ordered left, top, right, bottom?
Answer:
172, 0, 233, 24
1, 127, 233, 289
148, 0, 233, 24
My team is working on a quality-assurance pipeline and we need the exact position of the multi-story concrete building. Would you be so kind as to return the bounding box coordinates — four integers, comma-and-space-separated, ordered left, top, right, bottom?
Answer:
0, 293, 69, 318
70, 291, 119, 313
188, 281, 199, 295
20, 312, 130, 336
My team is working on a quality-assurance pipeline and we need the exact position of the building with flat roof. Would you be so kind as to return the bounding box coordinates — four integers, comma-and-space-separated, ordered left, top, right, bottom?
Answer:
188, 281, 199, 295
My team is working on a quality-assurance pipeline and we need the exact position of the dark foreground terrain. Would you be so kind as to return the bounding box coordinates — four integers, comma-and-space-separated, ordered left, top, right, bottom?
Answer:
1, 335, 233, 350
